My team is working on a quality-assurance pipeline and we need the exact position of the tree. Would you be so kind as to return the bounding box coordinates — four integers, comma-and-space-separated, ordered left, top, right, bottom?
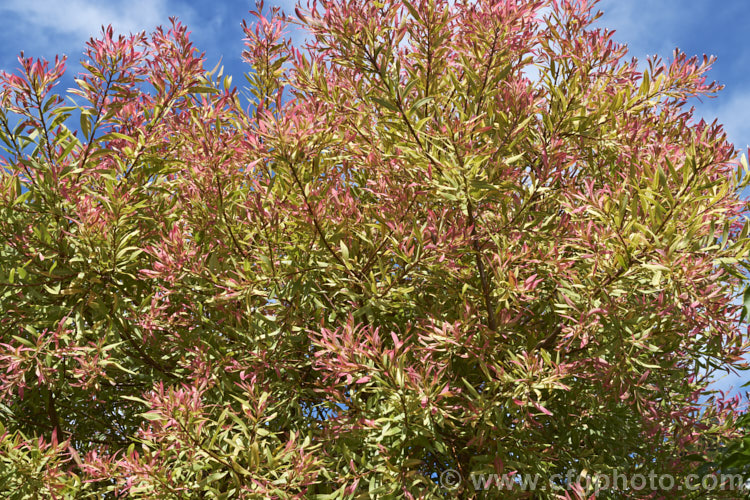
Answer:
0, 0, 748, 497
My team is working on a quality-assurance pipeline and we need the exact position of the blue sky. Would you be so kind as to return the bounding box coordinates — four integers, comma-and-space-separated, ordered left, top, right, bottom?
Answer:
0, 0, 748, 394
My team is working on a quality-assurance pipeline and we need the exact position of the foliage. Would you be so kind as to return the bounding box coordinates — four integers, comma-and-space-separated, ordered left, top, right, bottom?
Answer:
0, 0, 749, 498
702, 386, 750, 491
715, 409, 750, 481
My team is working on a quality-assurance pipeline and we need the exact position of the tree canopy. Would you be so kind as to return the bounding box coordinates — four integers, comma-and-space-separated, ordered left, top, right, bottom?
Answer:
0, 0, 749, 498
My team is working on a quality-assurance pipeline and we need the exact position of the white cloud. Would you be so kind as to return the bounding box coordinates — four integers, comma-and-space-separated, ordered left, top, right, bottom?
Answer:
0, 0, 205, 74
0, 0, 170, 40
700, 90, 750, 151
595, 0, 685, 60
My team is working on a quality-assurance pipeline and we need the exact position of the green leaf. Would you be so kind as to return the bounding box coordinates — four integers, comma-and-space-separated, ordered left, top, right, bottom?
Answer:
190, 86, 220, 94
741, 286, 750, 323
339, 240, 349, 261
402, 0, 421, 21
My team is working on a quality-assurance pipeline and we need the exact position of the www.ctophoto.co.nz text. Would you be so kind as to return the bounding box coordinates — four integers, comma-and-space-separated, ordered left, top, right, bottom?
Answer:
439, 468, 749, 494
